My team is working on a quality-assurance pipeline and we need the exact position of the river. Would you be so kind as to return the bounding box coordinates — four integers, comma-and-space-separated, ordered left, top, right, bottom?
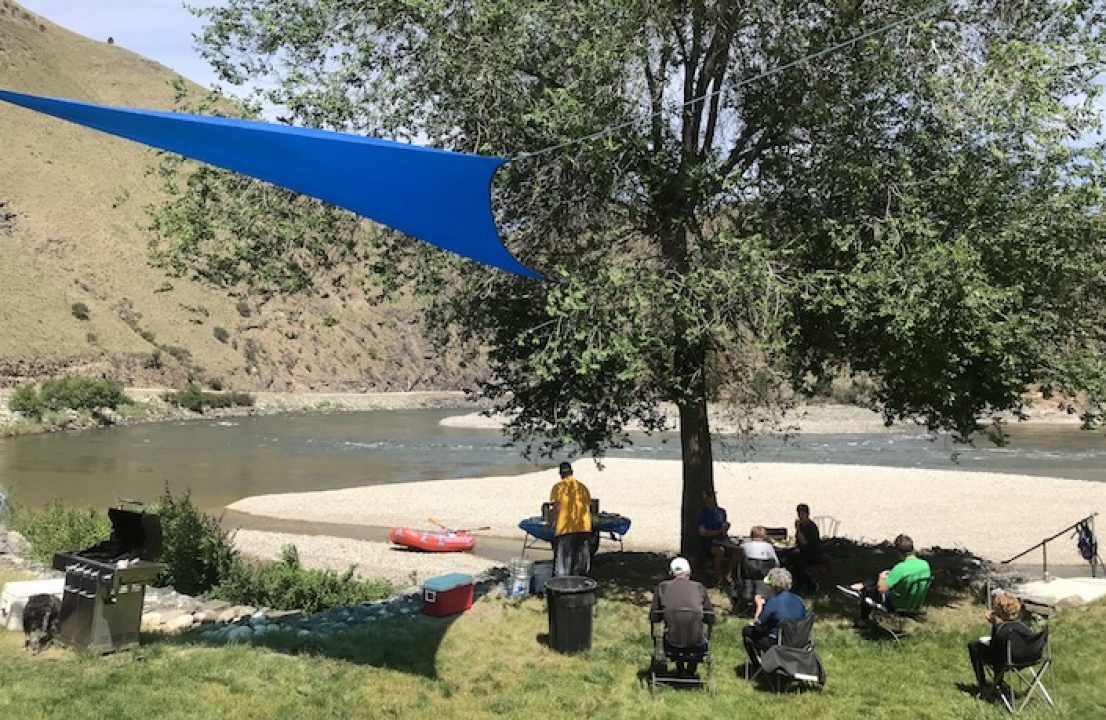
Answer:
2, 409, 1106, 516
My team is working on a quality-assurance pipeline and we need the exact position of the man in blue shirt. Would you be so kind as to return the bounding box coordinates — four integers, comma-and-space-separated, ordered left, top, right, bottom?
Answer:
742, 567, 807, 668
695, 490, 737, 586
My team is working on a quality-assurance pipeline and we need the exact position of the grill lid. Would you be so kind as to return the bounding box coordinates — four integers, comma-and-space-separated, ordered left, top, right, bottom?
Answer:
106, 500, 163, 561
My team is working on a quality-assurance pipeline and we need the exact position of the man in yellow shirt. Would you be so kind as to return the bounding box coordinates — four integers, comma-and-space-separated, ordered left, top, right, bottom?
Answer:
550, 462, 593, 576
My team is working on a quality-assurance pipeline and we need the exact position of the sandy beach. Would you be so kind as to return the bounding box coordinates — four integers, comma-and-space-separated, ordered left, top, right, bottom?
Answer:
228, 456, 1106, 582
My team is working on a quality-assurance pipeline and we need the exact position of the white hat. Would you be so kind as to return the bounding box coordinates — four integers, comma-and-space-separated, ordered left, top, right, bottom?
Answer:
670, 557, 691, 575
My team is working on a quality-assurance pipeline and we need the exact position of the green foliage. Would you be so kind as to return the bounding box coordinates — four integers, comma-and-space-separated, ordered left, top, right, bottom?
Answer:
212, 543, 392, 614
70, 302, 89, 321
7, 384, 43, 417
161, 385, 255, 413
9, 378, 129, 419
163, 0, 1106, 553
321, 314, 338, 327
10, 500, 111, 563
153, 487, 237, 596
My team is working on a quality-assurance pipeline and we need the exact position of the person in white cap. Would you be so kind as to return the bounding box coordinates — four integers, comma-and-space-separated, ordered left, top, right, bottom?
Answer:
649, 556, 715, 677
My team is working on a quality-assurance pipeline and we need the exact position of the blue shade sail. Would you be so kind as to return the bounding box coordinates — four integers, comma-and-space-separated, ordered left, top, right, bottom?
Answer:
0, 89, 542, 279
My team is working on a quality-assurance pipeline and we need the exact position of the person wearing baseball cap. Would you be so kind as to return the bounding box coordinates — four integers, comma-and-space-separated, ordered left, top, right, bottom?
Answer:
649, 556, 715, 678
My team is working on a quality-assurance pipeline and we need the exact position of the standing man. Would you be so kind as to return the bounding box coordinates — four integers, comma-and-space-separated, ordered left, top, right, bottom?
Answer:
696, 490, 737, 586
550, 461, 592, 576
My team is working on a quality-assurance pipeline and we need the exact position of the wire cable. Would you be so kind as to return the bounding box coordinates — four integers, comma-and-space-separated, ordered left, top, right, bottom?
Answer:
512, 0, 954, 162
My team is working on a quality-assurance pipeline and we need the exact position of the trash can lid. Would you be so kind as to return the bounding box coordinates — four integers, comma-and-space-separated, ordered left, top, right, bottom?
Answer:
545, 575, 597, 593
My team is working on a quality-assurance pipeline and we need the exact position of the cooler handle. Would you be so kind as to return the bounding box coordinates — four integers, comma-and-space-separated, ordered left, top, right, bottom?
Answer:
424, 590, 437, 603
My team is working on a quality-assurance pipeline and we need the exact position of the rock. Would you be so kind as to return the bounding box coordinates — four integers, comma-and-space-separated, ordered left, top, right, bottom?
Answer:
166, 614, 197, 632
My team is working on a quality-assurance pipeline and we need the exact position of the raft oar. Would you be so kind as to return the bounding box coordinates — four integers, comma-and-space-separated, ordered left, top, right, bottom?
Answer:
428, 517, 490, 533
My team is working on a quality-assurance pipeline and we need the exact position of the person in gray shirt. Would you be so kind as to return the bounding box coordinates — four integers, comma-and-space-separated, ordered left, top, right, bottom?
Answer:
650, 557, 715, 677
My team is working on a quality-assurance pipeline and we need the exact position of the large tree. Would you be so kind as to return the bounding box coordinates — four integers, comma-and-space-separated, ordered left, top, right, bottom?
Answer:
152, 0, 1106, 560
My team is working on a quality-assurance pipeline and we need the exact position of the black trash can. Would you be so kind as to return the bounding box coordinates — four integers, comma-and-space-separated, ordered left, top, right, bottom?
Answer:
545, 575, 597, 653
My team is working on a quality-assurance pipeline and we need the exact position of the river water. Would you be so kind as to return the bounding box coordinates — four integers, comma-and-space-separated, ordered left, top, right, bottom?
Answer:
2, 409, 1106, 515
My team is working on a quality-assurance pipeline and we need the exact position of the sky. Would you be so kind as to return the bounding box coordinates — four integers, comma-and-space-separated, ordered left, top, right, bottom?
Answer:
19, 1, 224, 90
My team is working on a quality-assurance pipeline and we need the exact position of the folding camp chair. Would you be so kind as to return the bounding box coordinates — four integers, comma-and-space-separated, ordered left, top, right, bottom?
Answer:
867, 574, 932, 642
745, 614, 825, 693
733, 556, 779, 613
984, 625, 1055, 714
812, 515, 840, 539
649, 609, 714, 694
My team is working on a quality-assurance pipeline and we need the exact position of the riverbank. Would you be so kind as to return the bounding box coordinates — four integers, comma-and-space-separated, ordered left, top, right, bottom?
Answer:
229, 457, 1105, 574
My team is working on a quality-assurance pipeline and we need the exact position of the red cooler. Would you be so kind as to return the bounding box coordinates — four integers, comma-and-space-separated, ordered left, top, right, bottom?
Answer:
422, 573, 474, 617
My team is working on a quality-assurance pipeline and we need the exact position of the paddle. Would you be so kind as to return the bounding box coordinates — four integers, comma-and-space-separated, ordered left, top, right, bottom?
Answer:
428, 517, 491, 534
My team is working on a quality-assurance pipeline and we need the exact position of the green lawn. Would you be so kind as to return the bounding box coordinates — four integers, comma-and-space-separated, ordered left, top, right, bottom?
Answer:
0, 546, 1102, 719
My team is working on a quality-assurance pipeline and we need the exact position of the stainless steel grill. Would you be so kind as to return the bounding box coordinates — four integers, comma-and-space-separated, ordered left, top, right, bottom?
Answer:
52, 500, 165, 653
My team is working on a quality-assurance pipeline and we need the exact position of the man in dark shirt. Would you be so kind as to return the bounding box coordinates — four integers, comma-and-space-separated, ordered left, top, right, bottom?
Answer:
650, 556, 715, 677
695, 490, 737, 586
967, 592, 1036, 694
785, 503, 822, 593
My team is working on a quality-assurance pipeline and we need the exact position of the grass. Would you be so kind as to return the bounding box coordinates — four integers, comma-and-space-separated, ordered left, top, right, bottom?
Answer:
0, 545, 1103, 719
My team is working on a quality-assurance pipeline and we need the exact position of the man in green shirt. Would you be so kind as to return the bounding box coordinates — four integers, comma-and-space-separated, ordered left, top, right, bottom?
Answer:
841, 534, 931, 626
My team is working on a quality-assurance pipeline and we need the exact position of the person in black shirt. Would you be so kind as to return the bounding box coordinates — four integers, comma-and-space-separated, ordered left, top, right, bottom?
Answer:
967, 592, 1035, 694
784, 503, 822, 594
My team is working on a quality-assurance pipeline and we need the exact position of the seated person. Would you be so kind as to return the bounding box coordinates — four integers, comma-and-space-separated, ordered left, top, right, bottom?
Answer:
784, 503, 822, 593
696, 490, 737, 585
742, 567, 807, 667
967, 592, 1034, 695
734, 526, 781, 608
649, 556, 715, 677
839, 533, 932, 625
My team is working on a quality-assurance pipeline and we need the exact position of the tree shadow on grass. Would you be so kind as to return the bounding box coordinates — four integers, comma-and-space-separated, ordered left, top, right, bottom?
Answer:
588, 540, 985, 624
152, 576, 509, 678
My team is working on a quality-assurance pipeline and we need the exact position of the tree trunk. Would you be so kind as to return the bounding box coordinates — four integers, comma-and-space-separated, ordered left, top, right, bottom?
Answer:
678, 392, 715, 570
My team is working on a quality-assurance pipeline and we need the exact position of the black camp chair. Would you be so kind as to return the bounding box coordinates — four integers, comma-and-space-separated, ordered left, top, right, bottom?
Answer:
983, 625, 1055, 714
745, 614, 825, 693
733, 555, 779, 613
649, 608, 714, 695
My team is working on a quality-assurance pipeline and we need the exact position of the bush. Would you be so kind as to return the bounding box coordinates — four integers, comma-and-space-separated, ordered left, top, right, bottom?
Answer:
213, 326, 230, 343
8, 383, 43, 417
9, 378, 128, 419
70, 302, 90, 321
212, 544, 393, 614
153, 487, 237, 596
10, 500, 111, 563
161, 385, 255, 413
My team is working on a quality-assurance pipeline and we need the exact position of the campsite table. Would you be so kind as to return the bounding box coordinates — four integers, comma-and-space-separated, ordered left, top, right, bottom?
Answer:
518, 513, 632, 558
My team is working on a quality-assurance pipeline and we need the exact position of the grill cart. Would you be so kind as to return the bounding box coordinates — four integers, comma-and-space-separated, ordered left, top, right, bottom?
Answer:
52, 500, 165, 653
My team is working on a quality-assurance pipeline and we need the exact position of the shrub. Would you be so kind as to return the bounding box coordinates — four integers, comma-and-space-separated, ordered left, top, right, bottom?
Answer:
9, 378, 128, 419
212, 544, 393, 614
10, 500, 111, 563
235, 299, 252, 317
213, 326, 230, 343
322, 315, 339, 327
162, 345, 192, 364
161, 385, 255, 413
8, 383, 43, 417
70, 302, 90, 321
153, 487, 237, 596
38, 378, 129, 414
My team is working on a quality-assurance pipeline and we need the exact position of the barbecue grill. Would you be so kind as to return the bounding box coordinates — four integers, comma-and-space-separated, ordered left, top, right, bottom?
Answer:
52, 500, 165, 653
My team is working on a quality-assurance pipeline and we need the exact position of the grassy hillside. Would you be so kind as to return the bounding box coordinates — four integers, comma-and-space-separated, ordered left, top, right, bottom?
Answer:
0, 1, 474, 393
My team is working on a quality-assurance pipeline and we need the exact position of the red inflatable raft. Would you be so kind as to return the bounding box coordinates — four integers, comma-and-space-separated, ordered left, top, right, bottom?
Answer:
389, 526, 477, 553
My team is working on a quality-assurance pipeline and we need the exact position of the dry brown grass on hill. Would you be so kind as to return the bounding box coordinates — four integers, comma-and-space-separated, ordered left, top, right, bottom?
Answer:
0, 1, 476, 393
